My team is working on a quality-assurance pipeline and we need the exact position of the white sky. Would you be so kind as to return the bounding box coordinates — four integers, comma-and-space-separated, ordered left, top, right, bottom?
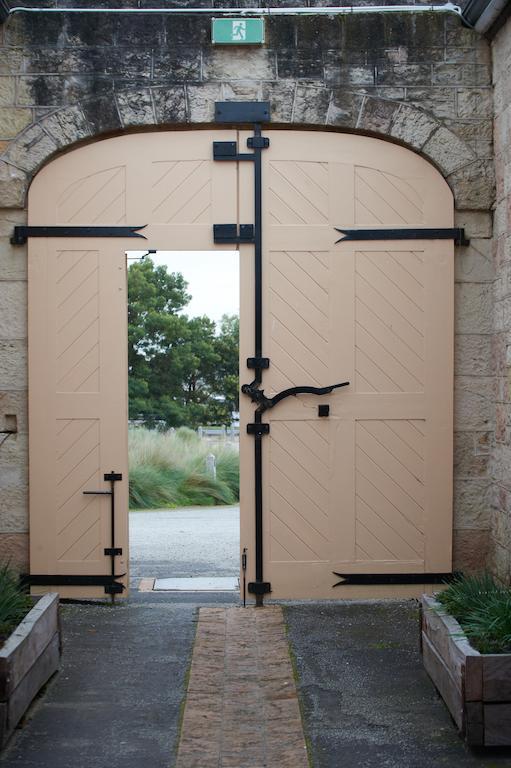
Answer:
128, 250, 239, 326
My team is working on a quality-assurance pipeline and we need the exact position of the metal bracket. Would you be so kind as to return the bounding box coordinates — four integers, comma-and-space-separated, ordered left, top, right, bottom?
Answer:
104, 547, 123, 557
104, 472, 122, 482
247, 423, 270, 436
332, 571, 461, 587
247, 357, 270, 370
11, 225, 147, 246
213, 224, 255, 244
318, 404, 330, 417
334, 227, 469, 247
247, 581, 271, 595
215, 101, 270, 123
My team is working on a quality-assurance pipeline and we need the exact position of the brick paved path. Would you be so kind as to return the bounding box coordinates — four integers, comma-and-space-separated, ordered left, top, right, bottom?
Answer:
175, 606, 309, 768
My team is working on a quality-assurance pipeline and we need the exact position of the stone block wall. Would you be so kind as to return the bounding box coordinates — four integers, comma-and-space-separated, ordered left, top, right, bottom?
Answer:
0, 1, 497, 575
490, 16, 511, 584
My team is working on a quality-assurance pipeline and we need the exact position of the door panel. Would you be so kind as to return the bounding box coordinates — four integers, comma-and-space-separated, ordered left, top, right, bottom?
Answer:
28, 131, 237, 597
240, 130, 453, 599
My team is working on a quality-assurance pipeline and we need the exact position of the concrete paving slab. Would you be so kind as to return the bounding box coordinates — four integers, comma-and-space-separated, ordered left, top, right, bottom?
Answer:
154, 576, 239, 591
285, 601, 511, 768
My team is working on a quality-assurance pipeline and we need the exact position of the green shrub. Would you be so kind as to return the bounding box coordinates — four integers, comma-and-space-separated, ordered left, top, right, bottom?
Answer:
437, 573, 511, 654
129, 427, 239, 509
0, 563, 32, 641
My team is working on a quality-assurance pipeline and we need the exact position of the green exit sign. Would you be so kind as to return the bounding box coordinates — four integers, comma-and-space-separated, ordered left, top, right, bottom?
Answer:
212, 18, 265, 45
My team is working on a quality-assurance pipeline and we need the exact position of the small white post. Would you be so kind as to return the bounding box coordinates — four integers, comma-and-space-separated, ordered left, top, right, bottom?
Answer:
206, 453, 216, 479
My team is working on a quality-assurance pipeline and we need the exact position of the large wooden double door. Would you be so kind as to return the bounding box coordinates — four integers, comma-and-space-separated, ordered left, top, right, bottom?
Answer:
28, 129, 453, 599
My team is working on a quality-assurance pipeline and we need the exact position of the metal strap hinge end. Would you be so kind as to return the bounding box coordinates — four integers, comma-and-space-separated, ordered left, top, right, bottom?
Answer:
332, 571, 462, 586
247, 423, 270, 436
247, 357, 270, 370
213, 224, 255, 244
104, 547, 122, 557
247, 581, 271, 596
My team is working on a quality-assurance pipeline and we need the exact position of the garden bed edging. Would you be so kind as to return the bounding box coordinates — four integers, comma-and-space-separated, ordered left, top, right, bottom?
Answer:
421, 594, 511, 747
0, 593, 60, 748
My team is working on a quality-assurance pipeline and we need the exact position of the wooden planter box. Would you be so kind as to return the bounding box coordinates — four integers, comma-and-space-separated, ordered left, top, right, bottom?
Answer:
0, 593, 61, 748
421, 595, 511, 746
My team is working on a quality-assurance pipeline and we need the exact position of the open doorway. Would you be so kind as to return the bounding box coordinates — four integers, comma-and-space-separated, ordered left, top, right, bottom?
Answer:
126, 250, 240, 594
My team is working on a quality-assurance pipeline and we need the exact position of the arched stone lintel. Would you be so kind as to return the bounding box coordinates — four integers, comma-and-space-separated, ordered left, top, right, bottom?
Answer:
0, 84, 495, 212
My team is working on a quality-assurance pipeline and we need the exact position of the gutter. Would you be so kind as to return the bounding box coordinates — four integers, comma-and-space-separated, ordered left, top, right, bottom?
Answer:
0, 3, 464, 24
462, 0, 510, 34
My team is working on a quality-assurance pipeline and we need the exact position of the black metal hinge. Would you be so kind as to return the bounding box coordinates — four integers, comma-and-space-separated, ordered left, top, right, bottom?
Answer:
248, 581, 271, 595
214, 101, 270, 124
247, 357, 270, 370
247, 423, 270, 436
334, 227, 469, 247
332, 572, 461, 587
11, 225, 147, 246
22, 574, 126, 592
213, 224, 255, 244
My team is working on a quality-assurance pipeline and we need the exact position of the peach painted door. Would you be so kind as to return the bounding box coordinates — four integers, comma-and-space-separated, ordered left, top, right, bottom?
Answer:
28, 131, 237, 598
239, 130, 454, 599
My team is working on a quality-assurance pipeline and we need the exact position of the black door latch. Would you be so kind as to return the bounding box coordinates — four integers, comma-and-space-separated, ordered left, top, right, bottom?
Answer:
241, 381, 350, 414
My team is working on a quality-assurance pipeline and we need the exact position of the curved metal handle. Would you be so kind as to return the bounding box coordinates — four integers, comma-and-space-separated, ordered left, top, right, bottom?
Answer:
241, 380, 350, 413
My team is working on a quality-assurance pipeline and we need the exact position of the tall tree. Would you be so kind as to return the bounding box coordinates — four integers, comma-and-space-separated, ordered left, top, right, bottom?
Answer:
128, 258, 239, 428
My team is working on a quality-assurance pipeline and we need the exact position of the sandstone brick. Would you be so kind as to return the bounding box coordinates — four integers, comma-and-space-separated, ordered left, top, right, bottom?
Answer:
455, 283, 493, 334
221, 81, 263, 102
389, 105, 437, 150
454, 376, 494, 431
489, 538, 510, 583
454, 479, 491, 530
0, 235, 27, 280
0, 390, 27, 434
453, 529, 490, 573
262, 81, 295, 122
0, 281, 26, 339
42, 106, 92, 147
406, 87, 456, 120
454, 211, 492, 239
0, 108, 32, 139
326, 89, 363, 128
0, 161, 27, 208
0, 533, 28, 572
116, 89, 155, 127
293, 85, 330, 125
203, 49, 276, 82
457, 88, 493, 119
0, 486, 28, 533
0, 339, 26, 389
0, 433, 27, 488
454, 335, 492, 376
0, 76, 15, 106
455, 238, 493, 283
423, 126, 475, 175
454, 431, 491, 478
3, 123, 58, 173
448, 159, 495, 211
186, 84, 221, 123
357, 97, 397, 132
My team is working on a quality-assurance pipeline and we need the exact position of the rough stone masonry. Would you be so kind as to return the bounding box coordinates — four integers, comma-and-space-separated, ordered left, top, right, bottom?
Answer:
0, 1, 501, 580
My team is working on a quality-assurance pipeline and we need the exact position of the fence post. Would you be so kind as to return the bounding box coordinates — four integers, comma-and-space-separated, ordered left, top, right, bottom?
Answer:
206, 453, 216, 479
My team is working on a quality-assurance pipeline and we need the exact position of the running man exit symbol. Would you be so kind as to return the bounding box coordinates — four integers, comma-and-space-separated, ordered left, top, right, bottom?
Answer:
232, 20, 247, 41
211, 18, 265, 45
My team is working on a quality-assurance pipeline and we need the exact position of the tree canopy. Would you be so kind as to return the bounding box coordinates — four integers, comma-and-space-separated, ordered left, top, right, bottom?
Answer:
128, 258, 239, 429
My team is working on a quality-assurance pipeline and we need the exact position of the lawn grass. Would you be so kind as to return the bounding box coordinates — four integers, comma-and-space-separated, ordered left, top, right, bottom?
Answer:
129, 427, 239, 509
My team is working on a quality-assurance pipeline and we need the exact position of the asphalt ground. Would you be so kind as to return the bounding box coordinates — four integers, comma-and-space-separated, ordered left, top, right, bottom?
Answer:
3, 505, 511, 767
